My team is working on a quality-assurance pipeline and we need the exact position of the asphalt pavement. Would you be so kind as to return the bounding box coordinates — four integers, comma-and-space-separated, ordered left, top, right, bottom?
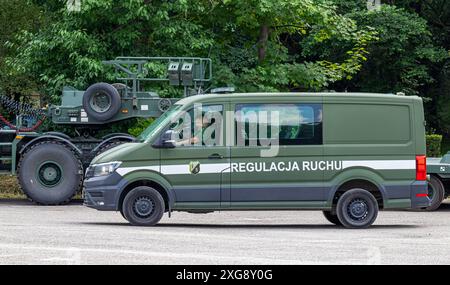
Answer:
0, 199, 449, 264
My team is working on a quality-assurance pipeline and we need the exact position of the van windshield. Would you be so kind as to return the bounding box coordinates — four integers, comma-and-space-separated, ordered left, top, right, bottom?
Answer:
138, 104, 182, 142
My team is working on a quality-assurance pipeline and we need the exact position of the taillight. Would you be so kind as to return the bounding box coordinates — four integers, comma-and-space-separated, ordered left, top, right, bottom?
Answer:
416, 155, 427, 181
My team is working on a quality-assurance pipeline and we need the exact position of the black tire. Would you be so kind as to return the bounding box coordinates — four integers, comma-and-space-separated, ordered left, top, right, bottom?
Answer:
323, 211, 342, 226
82, 83, 121, 121
17, 141, 83, 205
94, 140, 127, 158
336, 189, 379, 229
120, 209, 127, 221
122, 186, 165, 226
426, 175, 445, 211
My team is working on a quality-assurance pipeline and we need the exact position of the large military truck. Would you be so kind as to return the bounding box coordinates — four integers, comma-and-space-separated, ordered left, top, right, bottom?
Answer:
427, 155, 450, 210
0, 57, 212, 205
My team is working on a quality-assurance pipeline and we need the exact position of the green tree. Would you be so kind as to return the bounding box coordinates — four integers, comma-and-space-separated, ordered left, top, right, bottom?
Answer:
326, 1, 449, 134
202, 0, 378, 91
391, 0, 450, 134
0, 0, 46, 101
352, 5, 446, 95
5, 0, 377, 103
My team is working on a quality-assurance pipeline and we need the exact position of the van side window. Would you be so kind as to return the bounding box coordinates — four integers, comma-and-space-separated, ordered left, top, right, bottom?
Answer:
235, 104, 322, 146
168, 104, 224, 147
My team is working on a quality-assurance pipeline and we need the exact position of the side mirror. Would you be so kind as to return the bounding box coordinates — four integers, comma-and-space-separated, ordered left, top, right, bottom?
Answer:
154, 130, 177, 148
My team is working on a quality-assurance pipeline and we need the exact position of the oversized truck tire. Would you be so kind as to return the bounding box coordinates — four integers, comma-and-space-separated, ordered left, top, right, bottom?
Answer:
94, 140, 128, 158
426, 175, 445, 211
336, 189, 379, 229
17, 141, 83, 205
82, 83, 121, 122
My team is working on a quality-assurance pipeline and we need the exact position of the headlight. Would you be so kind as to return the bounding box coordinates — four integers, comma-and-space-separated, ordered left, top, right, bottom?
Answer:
87, 161, 122, 178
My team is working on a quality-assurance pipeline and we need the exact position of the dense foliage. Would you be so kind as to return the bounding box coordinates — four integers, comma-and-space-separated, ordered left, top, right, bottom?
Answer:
0, 0, 46, 100
329, 0, 449, 134
0, 0, 449, 137
426, 134, 443, 157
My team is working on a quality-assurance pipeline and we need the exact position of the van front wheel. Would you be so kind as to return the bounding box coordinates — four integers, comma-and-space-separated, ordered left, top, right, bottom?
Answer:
336, 189, 378, 229
122, 186, 165, 226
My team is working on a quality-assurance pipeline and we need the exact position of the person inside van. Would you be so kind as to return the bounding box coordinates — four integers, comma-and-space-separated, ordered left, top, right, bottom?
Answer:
175, 113, 216, 146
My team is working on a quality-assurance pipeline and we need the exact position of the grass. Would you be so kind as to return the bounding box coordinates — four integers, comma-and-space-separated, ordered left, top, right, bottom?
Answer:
0, 175, 83, 200
0, 175, 25, 199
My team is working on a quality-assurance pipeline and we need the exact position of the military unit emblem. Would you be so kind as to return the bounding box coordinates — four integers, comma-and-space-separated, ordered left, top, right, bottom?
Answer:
189, 161, 201, 175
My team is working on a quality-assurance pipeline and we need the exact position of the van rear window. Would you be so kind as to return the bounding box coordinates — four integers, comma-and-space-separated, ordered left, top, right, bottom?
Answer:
324, 104, 411, 144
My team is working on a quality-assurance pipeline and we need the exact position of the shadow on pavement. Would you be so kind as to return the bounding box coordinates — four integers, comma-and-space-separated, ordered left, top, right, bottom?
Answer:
436, 202, 450, 212
78, 222, 419, 230
0, 199, 83, 206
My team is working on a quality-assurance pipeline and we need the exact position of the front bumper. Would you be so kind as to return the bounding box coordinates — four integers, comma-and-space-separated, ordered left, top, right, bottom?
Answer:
83, 172, 127, 211
410, 181, 431, 209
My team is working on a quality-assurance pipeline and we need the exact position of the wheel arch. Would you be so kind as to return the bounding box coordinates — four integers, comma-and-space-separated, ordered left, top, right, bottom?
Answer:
116, 172, 175, 213
327, 169, 387, 210
18, 135, 82, 156
101, 133, 136, 141
91, 134, 136, 154
42, 132, 72, 141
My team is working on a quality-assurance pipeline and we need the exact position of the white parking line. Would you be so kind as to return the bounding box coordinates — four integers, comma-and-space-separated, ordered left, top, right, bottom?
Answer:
0, 243, 317, 264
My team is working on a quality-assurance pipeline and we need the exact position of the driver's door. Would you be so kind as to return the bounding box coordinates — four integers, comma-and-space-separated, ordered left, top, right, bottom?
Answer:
159, 103, 230, 210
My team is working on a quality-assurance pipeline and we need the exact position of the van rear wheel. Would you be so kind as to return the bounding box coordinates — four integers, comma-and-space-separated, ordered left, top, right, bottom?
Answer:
322, 211, 342, 226
336, 189, 378, 229
122, 186, 165, 226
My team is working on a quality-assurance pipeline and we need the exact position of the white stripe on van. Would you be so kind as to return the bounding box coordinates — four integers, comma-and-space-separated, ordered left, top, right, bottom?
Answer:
342, 160, 416, 170
114, 160, 415, 177
116, 163, 230, 176
161, 163, 230, 175
116, 166, 159, 176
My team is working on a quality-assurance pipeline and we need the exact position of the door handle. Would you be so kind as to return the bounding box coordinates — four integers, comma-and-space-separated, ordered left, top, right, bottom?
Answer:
208, 153, 224, 159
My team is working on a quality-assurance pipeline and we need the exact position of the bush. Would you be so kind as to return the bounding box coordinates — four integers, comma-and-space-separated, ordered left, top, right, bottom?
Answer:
426, 134, 443, 157
128, 118, 155, 138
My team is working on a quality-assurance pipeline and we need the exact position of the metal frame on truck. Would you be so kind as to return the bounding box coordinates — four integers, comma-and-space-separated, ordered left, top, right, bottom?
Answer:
0, 56, 212, 205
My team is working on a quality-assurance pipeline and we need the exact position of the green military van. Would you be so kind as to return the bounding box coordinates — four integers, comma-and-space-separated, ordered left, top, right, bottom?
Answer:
83, 93, 430, 229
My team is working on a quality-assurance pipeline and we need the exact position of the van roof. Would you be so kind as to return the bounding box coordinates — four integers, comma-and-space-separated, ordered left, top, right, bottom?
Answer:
174, 92, 421, 106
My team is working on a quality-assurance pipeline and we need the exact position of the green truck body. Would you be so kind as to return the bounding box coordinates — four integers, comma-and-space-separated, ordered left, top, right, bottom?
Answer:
426, 155, 450, 210
0, 57, 211, 205
84, 92, 430, 228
